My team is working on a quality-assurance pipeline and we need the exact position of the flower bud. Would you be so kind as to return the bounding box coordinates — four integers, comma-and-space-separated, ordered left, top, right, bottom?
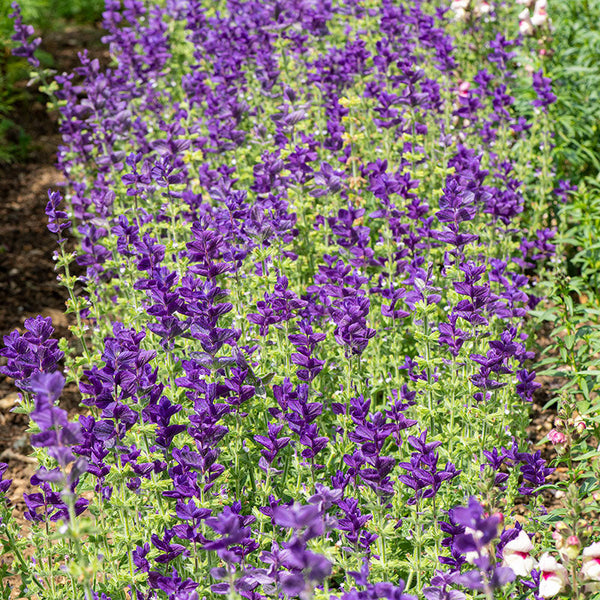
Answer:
574, 415, 587, 434
561, 535, 581, 561
552, 530, 564, 549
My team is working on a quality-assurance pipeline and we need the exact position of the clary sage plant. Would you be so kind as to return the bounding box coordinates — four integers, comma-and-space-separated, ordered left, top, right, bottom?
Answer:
2, 1, 600, 600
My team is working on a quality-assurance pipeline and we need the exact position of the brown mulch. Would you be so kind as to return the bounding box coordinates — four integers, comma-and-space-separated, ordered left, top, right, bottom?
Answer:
0, 24, 107, 518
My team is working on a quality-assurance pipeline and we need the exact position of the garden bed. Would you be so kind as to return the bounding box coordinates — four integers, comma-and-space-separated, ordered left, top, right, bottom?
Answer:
1, 2, 599, 600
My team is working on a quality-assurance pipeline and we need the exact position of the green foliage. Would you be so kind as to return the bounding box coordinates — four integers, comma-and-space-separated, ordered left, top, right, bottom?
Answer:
0, 0, 104, 164
547, 0, 600, 183
528, 0, 600, 569
5, 0, 105, 30
0, 116, 30, 162
0, 47, 32, 164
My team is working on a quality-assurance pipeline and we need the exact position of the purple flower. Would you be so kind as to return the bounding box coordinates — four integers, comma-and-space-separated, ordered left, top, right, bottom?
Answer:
9, 2, 41, 67
273, 503, 325, 541
532, 70, 556, 110
148, 568, 198, 598
331, 295, 377, 357
0, 316, 64, 392
516, 369, 541, 402
448, 497, 515, 591
423, 571, 465, 600
0, 463, 12, 495
398, 430, 460, 505
276, 536, 332, 596
29, 372, 86, 472
151, 531, 189, 564
254, 423, 291, 468
204, 503, 258, 563
452, 497, 500, 551
45, 190, 71, 237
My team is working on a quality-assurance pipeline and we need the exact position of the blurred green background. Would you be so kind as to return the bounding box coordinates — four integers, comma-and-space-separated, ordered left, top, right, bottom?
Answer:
0, 0, 105, 163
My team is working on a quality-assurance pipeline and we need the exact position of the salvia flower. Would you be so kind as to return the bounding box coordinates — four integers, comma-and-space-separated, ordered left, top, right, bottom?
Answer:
0, 463, 12, 495
29, 372, 87, 476
532, 70, 556, 110
45, 190, 71, 238
9, 2, 41, 67
265, 500, 334, 598
449, 497, 515, 591
423, 570, 465, 600
0, 316, 63, 392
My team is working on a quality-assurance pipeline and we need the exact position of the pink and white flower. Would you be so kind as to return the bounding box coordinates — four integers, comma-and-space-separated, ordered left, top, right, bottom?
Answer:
538, 553, 569, 598
458, 81, 471, 98
548, 429, 566, 446
582, 542, 600, 581
502, 530, 535, 577
451, 0, 470, 10
451, 0, 470, 20
519, 8, 533, 35
573, 414, 587, 434
475, 0, 492, 16
531, 0, 548, 27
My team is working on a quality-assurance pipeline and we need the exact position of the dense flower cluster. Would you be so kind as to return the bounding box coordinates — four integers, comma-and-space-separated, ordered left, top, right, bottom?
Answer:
3, 1, 585, 600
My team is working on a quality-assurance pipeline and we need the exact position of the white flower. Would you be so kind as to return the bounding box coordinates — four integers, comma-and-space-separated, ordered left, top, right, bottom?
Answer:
451, 0, 470, 9
582, 542, 600, 581
453, 7, 468, 21
539, 553, 569, 598
502, 531, 535, 577
462, 526, 490, 565
531, 0, 548, 26
519, 8, 533, 35
476, 0, 492, 15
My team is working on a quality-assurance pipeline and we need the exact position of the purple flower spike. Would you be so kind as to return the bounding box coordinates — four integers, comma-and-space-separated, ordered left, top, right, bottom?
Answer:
29, 372, 85, 471
45, 190, 71, 237
10, 2, 41, 67
0, 463, 12, 495
398, 430, 460, 505
0, 316, 64, 392
423, 571, 465, 600
273, 503, 324, 541
532, 70, 556, 110
444, 497, 515, 593
452, 497, 499, 549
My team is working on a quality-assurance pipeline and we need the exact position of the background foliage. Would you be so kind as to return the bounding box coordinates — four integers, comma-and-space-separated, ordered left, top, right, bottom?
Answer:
0, 0, 104, 164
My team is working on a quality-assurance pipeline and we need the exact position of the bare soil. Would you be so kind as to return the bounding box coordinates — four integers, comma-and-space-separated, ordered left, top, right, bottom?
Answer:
0, 24, 107, 518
